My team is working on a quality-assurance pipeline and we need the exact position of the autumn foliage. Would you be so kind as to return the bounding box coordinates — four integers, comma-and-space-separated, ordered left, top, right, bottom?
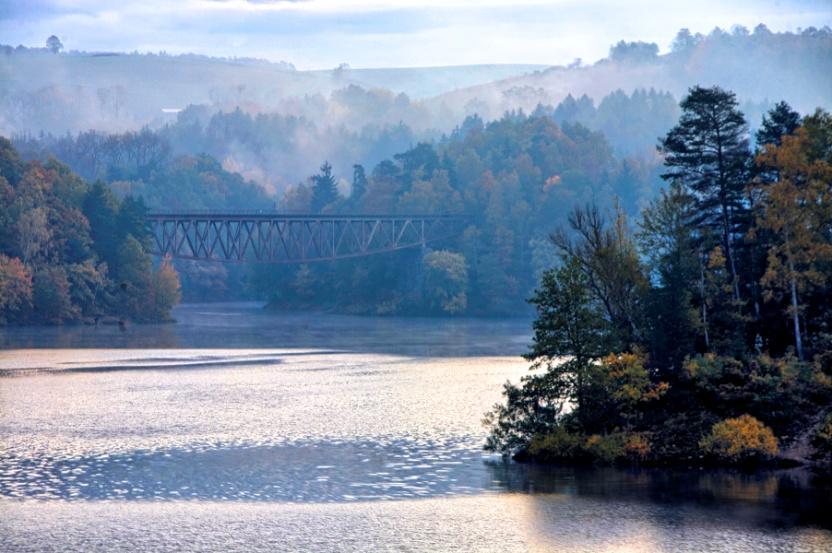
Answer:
0, 138, 181, 324
700, 415, 779, 463
485, 89, 831, 470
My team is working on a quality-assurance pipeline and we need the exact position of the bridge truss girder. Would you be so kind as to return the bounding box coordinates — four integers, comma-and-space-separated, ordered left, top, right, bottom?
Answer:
147, 213, 465, 263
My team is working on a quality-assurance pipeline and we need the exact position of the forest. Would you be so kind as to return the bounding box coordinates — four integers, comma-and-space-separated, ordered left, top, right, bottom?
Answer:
11, 81, 679, 311
1, 25, 829, 323
1, 21, 831, 470
0, 138, 180, 325
484, 88, 832, 471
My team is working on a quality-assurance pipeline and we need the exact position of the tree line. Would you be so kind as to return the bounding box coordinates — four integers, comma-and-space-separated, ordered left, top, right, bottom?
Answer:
13, 98, 663, 312
485, 86, 832, 470
0, 138, 180, 325
251, 110, 656, 315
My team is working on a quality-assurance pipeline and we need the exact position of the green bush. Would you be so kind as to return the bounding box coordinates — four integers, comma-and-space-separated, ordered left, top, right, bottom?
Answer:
811, 413, 832, 467
650, 411, 717, 462
584, 433, 628, 464
527, 428, 586, 461
699, 414, 779, 464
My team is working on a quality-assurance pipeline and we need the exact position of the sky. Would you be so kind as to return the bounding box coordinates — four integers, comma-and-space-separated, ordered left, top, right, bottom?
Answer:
1, 0, 831, 69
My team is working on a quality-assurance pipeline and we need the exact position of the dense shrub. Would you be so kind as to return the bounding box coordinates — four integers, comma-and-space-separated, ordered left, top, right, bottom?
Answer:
683, 354, 812, 435
527, 429, 651, 465
527, 428, 586, 461
584, 433, 627, 464
699, 415, 779, 464
811, 414, 832, 468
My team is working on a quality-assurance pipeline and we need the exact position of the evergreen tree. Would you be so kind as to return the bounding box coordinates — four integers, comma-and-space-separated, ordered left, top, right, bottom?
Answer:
756, 101, 801, 149
310, 161, 338, 213
351, 164, 367, 200
748, 101, 802, 330
115, 234, 151, 320
638, 182, 700, 369
83, 181, 120, 267
659, 86, 752, 304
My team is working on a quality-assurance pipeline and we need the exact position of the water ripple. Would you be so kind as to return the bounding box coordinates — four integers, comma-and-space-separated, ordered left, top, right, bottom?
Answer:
0, 437, 497, 502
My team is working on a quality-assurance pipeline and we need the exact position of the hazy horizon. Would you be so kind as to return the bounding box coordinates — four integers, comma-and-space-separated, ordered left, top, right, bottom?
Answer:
2, 0, 830, 70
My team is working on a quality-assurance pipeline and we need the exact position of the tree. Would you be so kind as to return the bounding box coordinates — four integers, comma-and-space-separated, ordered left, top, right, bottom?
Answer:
660, 86, 752, 304
754, 122, 832, 359
599, 351, 668, 429
66, 261, 107, 318
16, 208, 51, 267
150, 258, 181, 321
671, 28, 700, 54
638, 182, 700, 368
551, 203, 648, 350
351, 164, 368, 200
0, 137, 25, 186
83, 181, 120, 267
310, 161, 339, 213
32, 266, 76, 323
283, 182, 312, 213
422, 250, 468, 314
0, 255, 32, 323
756, 101, 801, 149
115, 234, 152, 319
397, 170, 463, 214
292, 264, 319, 301
117, 195, 150, 249
46, 35, 63, 54
525, 256, 610, 428
747, 102, 802, 328
609, 41, 659, 63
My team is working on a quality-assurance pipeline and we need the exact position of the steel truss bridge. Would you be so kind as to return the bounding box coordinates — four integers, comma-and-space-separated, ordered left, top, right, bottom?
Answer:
147, 211, 467, 263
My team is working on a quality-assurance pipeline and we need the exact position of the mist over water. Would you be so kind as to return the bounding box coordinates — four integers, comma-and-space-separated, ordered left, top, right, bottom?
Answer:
0, 302, 531, 355
1, 304, 830, 552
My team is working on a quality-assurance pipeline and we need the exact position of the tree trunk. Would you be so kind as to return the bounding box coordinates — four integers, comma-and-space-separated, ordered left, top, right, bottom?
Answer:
788, 256, 804, 360
699, 249, 710, 350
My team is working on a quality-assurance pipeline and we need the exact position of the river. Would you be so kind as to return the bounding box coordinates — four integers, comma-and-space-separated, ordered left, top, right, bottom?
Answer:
1, 303, 830, 552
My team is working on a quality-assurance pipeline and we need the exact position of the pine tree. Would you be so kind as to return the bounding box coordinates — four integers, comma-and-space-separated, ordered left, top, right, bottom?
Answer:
659, 86, 752, 304
637, 182, 700, 368
756, 101, 801, 149
351, 164, 367, 200
310, 161, 338, 213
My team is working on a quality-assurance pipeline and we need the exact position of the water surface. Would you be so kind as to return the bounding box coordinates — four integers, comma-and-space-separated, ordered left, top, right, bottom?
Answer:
1, 303, 830, 552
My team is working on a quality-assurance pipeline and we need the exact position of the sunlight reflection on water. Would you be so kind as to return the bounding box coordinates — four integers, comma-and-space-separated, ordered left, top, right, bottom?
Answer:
1, 303, 830, 552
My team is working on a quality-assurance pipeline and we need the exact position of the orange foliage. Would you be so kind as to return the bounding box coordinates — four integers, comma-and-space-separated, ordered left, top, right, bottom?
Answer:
700, 414, 778, 462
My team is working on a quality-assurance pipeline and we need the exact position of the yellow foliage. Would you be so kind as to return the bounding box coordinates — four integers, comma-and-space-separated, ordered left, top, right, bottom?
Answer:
601, 351, 668, 424
700, 414, 778, 462
624, 433, 652, 460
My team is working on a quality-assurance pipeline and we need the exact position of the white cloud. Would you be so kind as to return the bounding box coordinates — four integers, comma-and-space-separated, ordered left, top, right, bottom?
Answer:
2, 0, 830, 68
